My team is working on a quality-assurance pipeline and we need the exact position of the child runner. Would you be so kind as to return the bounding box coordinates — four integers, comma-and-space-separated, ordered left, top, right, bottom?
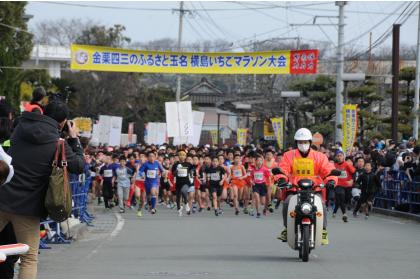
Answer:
134, 153, 147, 217
250, 154, 271, 218
199, 154, 212, 211
230, 154, 247, 215
138, 151, 164, 214
206, 156, 226, 216
264, 149, 278, 213
113, 156, 133, 213
172, 151, 195, 216
99, 155, 114, 209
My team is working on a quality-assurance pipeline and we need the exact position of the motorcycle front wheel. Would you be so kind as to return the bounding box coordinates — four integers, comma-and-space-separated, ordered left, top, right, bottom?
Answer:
301, 224, 310, 262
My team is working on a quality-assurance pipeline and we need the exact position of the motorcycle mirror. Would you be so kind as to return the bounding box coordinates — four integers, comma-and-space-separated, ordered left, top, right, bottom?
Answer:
272, 168, 284, 175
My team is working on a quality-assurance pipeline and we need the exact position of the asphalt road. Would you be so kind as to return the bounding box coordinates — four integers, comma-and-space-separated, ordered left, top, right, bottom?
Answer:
38, 203, 420, 278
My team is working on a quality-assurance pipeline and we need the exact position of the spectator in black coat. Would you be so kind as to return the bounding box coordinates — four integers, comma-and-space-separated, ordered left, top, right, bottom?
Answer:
0, 101, 84, 279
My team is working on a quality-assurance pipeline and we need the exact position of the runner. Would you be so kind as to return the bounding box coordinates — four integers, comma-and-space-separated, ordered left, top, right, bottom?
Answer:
113, 156, 133, 213
133, 154, 147, 217
230, 154, 247, 215
171, 151, 195, 216
199, 154, 212, 211
250, 153, 271, 218
99, 155, 114, 209
263, 149, 278, 213
206, 156, 227, 216
138, 151, 164, 215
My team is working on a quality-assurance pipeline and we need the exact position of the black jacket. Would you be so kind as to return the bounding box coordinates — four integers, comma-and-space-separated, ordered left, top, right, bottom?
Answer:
0, 112, 84, 218
356, 171, 381, 195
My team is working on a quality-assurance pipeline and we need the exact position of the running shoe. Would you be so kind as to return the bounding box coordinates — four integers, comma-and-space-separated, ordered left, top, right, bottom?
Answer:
243, 208, 249, 215
321, 229, 329, 245
171, 203, 176, 209
263, 208, 267, 216
365, 214, 369, 220
277, 229, 287, 242
343, 214, 348, 223
178, 209, 183, 217
275, 200, 281, 209
187, 211, 191, 215
151, 209, 156, 215
185, 204, 191, 213
119, 208, 125, 214
166, 204, 171, 209
235, 209, 239, 216
353, 211, 358, 218
332, 213, 336, 218
256, 213, 261, 218
207, 207, 211, 211
218, 208, 223, 215
198, 208, 203, 213
137, 210, 143, 217
268, 204, 274, 213
214, 210, 219, 216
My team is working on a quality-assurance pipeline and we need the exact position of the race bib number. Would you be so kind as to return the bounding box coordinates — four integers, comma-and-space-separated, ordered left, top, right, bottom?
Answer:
233, 169, 242, 178
147, 170, 157, 179
293, 158, 315, 177
254, 172, 263, 181
339, 170, 348, 178
103, 170, 113, 178
178, 168, 188, 177
90, 171, 96, 177
210, 173, 220, 181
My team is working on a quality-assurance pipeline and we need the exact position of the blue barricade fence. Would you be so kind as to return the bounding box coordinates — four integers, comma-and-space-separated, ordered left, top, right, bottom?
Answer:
374, 170, 420, 214
40, 173, 94, 248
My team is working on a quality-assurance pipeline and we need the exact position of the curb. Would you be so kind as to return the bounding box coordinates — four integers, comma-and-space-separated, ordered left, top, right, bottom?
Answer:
373, 207, 420, 223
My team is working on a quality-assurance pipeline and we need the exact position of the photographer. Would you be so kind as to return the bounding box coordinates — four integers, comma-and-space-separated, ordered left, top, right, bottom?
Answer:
0, 101, 84, 279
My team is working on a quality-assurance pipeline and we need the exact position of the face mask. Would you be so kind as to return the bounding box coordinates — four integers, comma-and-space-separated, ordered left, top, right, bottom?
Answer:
298, 143, 310, 153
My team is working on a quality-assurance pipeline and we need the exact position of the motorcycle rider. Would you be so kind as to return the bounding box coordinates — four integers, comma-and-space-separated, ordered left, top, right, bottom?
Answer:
276, 128, 338, 245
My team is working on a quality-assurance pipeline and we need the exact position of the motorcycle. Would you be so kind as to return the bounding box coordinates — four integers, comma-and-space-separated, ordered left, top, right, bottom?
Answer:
272, 168, 340, 262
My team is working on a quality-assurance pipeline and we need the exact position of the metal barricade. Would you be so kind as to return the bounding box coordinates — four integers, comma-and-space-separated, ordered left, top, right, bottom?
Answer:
40, 172, 95, 247
375, 170, 420, 214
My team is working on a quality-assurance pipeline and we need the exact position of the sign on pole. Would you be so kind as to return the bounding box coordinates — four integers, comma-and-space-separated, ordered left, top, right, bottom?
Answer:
165, 101, 193, 137
173, 111, 205, 146
128, 122, 134, 144
342, 104, 358, 155
237, 128, 248, 146
271, 117, 284, 149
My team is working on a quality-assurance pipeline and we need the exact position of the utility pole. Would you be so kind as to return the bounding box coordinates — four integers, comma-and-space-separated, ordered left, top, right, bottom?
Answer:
253, 35, 257, 95
391, 24, 401, 142
335, 1, 346, 143
368, 32, 372, 74
413, 2, 420, 140
175, 1, 189, 102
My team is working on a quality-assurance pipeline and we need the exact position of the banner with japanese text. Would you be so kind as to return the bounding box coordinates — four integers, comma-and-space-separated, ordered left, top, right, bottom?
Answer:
73, 117, 92, 138
210, 130, 218, 146
342, 104, 358, 155
237, 128, 248, 146
71, 44, 318, 75
271, 117, 284, 149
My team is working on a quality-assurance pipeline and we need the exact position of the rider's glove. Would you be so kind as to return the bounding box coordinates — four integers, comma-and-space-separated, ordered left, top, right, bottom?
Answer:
277, 178, 287, 189
325, 180, 336, 190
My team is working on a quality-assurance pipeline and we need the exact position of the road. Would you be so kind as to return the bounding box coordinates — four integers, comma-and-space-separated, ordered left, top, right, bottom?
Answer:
38, 203, 420, 278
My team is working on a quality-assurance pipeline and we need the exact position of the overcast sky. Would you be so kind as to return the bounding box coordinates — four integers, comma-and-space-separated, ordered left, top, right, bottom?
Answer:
26, 1, 418, 53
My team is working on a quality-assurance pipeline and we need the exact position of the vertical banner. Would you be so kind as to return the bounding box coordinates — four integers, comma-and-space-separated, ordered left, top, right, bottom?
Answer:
165, 101, 193, 137
237, 128, 248, 146
173, 111, 205, 146
271, 117, 284, 149
146, 122, 167, 145
128, 122, 134, 144
342, 104, 358, 155
210, 130, 218, 146
264, 119, 276, 141
73, 117, 92, 138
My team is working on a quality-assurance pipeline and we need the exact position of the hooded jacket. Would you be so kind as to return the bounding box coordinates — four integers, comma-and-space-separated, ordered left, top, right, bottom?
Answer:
0, 112, 84, 218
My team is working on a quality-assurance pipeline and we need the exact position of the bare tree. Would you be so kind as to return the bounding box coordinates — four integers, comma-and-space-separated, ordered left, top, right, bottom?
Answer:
32, 18, 99, 46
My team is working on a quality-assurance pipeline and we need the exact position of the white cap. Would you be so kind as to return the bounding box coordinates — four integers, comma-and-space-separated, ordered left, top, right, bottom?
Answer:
294, 128, 313, 141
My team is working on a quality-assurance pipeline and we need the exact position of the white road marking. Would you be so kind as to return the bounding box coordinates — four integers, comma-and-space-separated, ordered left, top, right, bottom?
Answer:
110, 213, 125, 238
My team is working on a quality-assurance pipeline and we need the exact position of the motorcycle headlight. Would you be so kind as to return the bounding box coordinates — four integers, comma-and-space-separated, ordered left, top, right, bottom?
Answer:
301, 203, 312, 214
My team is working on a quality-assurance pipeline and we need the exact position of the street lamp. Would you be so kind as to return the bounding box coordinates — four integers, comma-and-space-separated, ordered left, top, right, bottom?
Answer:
281, 91, 301, 148
342, 73, 366, 103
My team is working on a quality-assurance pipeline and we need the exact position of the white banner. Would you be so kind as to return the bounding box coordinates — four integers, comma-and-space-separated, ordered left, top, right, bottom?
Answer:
146, 122, 167, 145
165, 101, 193, 137
97, 115, 123, 146
173, 111, 205, 146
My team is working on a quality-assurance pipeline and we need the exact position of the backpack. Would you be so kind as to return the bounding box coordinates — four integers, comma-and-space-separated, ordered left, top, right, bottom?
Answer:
45, 139, 72, 222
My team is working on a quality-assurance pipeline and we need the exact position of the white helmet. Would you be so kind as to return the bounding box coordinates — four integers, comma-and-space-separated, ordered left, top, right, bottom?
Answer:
294, 128, 312, 141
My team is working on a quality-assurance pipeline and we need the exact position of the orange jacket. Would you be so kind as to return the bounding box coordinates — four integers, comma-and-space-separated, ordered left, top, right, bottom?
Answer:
278, 149, 338, 201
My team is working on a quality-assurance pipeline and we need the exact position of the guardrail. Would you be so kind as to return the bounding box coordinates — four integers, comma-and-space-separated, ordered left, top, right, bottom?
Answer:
40, 173, 94, 248
374, 170, 420, 215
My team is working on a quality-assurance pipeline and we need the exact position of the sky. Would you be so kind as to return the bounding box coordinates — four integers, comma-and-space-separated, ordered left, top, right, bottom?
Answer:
25, 1, 419, 54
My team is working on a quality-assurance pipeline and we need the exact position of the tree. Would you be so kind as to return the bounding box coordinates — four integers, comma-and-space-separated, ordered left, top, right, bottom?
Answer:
290, 75, 336, 141
33, 18, 98, 46
347, 81, 384, 142
0, 2, 33, 108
